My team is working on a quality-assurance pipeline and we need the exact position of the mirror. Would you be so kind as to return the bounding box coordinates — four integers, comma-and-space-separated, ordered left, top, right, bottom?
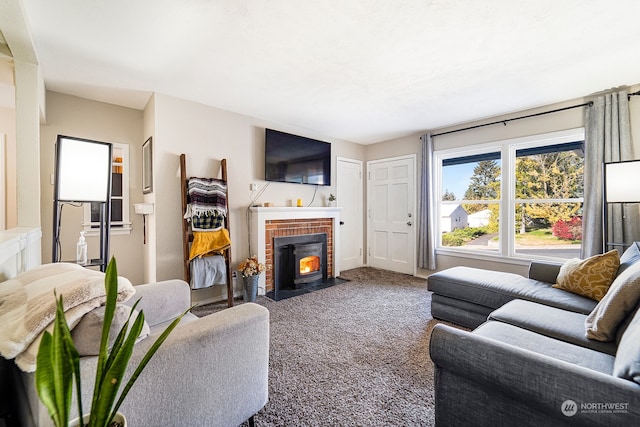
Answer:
142, 137, 153, 194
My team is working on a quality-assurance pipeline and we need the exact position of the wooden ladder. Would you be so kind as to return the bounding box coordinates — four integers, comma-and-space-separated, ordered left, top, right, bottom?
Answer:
180, 154, 234, 307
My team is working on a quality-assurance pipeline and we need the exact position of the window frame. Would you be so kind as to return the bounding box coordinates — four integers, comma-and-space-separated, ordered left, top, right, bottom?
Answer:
434, 127, 585, 263
83, 142, 131, 235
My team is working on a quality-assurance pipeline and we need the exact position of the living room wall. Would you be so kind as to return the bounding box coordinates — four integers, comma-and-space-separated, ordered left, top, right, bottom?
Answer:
37, 91, 365, 301
39, 92, 146, 284
147, 93, 365, 303
39, 87, 640, 289
0, 60, 17, 231
0, 105, 15, 230
366, 86, 640, 277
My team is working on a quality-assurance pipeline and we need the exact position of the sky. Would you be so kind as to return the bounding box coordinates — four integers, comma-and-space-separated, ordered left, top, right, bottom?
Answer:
441, 163, 475, 201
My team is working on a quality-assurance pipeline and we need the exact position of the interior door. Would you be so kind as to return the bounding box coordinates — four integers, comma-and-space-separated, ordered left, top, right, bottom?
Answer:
337, 157, 363, 271
367, 156, 416, 274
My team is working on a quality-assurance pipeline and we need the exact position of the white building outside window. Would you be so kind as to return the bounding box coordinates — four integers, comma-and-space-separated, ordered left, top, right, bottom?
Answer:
435, 128, 585, 262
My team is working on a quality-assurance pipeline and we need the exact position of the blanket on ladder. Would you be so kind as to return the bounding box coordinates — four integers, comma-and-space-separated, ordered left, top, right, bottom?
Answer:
187, 177, 227, 218
0, 262, 135, 372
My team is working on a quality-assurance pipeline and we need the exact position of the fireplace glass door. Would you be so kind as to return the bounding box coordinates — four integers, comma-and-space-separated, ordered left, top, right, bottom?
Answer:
300, 255, 321, 275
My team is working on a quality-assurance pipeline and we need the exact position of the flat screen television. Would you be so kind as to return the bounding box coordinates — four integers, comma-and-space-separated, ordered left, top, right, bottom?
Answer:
265, 128, 331, 186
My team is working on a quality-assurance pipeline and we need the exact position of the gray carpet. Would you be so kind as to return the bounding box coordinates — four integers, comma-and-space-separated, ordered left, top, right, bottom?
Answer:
192, 267, 446, 426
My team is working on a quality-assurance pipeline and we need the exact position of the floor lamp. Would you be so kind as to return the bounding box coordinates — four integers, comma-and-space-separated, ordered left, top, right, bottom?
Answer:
52, 135, 112, 271
603, 160, 640, 252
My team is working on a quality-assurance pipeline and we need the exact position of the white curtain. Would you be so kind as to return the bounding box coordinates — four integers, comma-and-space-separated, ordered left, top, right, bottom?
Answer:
418, 133, 436, 270
582, 89, 639, 257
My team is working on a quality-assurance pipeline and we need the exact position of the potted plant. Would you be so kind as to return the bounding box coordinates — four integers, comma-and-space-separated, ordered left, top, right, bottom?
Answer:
327, 193, 336, 207
35, 257, 190, 427
237, 256, 266, 302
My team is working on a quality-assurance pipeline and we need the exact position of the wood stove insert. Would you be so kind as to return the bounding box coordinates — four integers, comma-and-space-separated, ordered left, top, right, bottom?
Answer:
274, 233, 328, 292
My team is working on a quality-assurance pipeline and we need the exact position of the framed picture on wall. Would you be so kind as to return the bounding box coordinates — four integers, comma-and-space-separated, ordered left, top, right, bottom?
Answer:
142, 137, 153, 194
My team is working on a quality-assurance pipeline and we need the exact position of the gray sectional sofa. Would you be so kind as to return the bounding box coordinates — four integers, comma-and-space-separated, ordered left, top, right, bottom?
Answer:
428, 244, 640, 426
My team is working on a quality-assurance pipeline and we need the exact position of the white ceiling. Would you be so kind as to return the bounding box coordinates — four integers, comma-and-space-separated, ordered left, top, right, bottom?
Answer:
19, 0, 640, 144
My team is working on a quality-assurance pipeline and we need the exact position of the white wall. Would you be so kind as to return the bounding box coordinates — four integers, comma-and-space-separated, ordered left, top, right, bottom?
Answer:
0, 60, 16, 230
14, 59, 41, 229
366, 87, 640, 277
142, 95, 156, 284
39, 92, 146, 284
150, 94, 365, 303
38, 85, 640, 286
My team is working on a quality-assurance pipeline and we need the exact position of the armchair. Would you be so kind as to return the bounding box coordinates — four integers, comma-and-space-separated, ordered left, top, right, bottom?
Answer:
11, 279, 269, 427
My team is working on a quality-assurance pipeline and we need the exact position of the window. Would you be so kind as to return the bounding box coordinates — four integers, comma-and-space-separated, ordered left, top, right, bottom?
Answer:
435, 128, 584, 261
83, 143, 131, 235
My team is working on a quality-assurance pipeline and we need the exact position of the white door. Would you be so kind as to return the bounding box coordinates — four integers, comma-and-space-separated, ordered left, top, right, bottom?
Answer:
367, 156, 416, 274
337, 157, 363, 271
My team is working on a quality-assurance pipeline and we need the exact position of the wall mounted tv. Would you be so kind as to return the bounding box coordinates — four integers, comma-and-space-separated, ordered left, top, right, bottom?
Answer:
265, 128, 331, 186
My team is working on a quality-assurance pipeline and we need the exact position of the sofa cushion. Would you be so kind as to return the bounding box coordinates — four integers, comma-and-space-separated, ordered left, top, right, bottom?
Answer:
616, 306, 640, 345
585, 260, 640, 341
527, 261, 562, 284
71, 304, 150, 356
552, 250, 620, 301
613, 307, 640, 384
430, 294, 490, 330
488, 300, 617, 355
617, 242, 640, 276
473, 321, 615, 374
427, 266, 597, 314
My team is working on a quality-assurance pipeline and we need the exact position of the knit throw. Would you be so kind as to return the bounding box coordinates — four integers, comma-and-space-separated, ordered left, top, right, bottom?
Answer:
187, 177, 227, 218
0, 262, 135, 372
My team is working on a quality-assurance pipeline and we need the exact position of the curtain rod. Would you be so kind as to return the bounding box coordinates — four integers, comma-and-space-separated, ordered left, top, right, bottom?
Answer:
431, 101, 593, 138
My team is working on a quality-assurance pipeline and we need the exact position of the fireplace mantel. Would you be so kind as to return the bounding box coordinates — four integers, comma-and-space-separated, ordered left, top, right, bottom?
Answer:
249, 207, 342, 293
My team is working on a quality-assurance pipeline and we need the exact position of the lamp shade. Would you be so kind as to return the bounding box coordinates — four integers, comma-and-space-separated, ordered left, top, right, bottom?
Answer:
605, 160, 640, 203
55, 136, 112, 202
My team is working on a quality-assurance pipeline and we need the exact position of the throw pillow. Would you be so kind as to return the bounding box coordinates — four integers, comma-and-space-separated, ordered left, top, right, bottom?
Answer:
585, 259, 640, 341
617, 242, 640, 276
71, 304, 150, 356
553, 250, 620, 301
613, 307, 640, 384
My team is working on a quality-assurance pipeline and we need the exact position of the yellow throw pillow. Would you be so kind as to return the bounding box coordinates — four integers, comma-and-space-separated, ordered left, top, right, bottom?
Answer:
552, 250, 620, 301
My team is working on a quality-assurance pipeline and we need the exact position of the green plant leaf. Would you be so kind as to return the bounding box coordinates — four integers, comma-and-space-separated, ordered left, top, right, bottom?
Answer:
91, 309, 145, 427
103, 299, 142, 376
90, 257, 119, 426
36, 332, 62, 427
37, 256, 191, 427
36, 293, 81, 427
54, 291, 84, 423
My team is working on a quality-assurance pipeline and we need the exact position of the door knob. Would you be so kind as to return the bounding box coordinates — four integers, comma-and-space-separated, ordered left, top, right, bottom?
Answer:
407, 221, 412, 226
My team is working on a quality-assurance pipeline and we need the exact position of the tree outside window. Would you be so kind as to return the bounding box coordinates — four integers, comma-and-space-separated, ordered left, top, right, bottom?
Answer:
436, 128, 585, 261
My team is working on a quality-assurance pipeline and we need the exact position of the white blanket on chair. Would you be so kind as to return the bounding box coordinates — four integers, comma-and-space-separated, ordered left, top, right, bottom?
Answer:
0, 262, 135, 372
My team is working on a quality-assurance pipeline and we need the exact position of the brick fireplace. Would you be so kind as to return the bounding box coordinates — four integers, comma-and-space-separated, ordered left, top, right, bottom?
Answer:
266, 219, 332, 291
249, 207, 342, 294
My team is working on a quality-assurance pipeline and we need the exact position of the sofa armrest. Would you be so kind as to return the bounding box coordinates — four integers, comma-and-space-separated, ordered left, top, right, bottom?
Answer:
124, 279, 191, 327
73, 303, 269, 427
430, 324, 640, 425
528, 261, 563, 283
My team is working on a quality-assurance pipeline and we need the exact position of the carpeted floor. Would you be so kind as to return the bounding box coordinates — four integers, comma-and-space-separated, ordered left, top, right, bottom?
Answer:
192, 267, 449, 427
